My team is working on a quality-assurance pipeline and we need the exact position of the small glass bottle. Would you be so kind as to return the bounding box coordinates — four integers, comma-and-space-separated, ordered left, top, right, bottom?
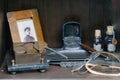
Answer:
105, 26, 117, 52
93, 29, 102, 51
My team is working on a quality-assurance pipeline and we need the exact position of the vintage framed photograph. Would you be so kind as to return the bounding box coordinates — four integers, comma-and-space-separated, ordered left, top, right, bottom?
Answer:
16, 18, 37, 42
7, 9, 44, 43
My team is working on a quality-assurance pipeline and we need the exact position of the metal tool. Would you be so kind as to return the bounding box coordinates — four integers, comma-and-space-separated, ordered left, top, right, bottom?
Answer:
45, 46, 68, 59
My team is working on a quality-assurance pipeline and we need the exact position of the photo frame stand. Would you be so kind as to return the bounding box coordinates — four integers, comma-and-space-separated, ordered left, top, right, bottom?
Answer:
6, 9, 49, 74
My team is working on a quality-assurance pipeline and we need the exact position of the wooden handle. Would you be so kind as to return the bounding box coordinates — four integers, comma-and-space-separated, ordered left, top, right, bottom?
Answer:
81, 43, 107, 57
81, 43, 96, 52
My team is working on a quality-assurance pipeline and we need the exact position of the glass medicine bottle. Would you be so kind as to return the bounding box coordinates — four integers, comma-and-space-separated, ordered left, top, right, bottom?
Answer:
105, 26, 117, 52
93, 29, 102, 51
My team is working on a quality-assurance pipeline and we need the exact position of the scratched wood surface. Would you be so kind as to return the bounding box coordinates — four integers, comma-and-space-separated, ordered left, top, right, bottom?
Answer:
1, 0, 120, 72
0, 65, 120, 79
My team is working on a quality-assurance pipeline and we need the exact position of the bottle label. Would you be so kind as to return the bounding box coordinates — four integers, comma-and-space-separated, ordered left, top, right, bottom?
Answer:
107, 43, 116, 52
94, 44, 102, 51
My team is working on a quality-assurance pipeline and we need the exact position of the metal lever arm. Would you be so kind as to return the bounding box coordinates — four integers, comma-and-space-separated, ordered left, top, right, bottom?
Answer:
45, 46, 68, 59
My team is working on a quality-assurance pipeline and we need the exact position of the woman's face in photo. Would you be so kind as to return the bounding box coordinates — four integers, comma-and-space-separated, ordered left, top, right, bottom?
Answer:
25, 29, 30, 35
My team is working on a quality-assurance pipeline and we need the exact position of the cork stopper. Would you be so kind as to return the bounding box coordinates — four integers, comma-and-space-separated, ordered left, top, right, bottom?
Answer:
41, 58, 44, 64
95, 29, 101, 38
107, 26, 113, 35
11, 59, 15, 66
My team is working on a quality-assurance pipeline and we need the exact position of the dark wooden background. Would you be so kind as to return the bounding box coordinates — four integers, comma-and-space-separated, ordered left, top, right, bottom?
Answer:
0, 0, 120, 66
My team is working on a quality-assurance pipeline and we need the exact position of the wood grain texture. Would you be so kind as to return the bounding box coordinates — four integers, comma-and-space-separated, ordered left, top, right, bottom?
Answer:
5, 0, 112, 48
0, 1, 5, 67
112, 0, 120, 51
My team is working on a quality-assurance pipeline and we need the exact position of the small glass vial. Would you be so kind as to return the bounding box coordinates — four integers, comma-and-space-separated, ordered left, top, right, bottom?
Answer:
105, 26, 116, 52
93, 29, 102, 51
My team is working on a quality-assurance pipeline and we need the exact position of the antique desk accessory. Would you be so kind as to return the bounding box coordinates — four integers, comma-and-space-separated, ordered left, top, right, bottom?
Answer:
71, 28, 120, 76
45, 21, 90, 67
6, 9, 49, 74
85, 51, 120, 76
71, 47, 120, 76
83, 26, 119, 76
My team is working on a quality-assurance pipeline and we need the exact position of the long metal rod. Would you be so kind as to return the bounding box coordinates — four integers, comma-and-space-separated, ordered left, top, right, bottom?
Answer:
45, 46, 68, 59
71, 52, 101, 72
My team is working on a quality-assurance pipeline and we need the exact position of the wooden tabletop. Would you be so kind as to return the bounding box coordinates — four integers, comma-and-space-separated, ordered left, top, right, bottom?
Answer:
0, 65, 120, 80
